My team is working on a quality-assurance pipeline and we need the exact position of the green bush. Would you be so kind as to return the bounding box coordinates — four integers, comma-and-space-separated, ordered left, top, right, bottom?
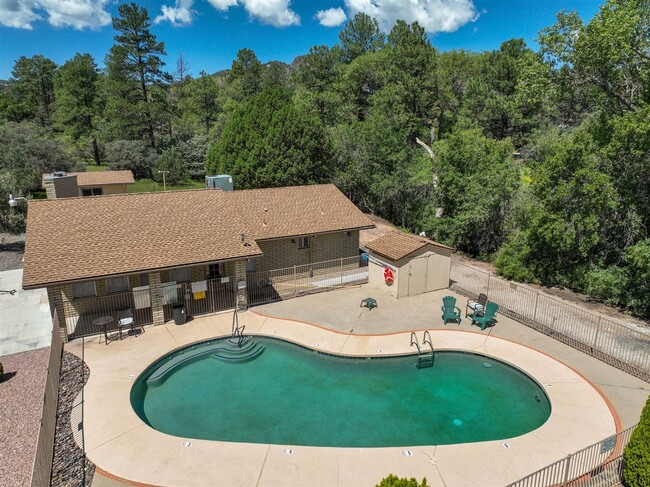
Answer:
583, 266, 627, 307
493, 231, 536, 282
376, 474, 429, 487
623, 395, 650, 487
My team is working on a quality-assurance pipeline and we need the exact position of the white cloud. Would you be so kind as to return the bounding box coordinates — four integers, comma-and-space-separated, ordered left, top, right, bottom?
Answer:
0, 0, 110, 30
316, 7, 347, 27
0, 0, 40, 29
344, 0, 478, 33
155, 0, 195, 26
207, 0, 300, 27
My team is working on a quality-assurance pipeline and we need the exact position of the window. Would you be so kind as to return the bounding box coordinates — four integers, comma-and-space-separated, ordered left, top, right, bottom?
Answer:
139, 274, 149, 286
81, 187, 103, 197
71, 281, 96, 299
207, 264, 222, 280
107, 276, 129, 294
246, 259, 256, 273
170, 267, 191, 283
298, 236, 310, 249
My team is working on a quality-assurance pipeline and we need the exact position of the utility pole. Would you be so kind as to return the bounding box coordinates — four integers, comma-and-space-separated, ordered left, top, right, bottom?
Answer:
158, 171, 169, 191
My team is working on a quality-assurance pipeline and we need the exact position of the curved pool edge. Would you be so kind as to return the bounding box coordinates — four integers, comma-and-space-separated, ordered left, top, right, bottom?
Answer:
79, 314, 619, 487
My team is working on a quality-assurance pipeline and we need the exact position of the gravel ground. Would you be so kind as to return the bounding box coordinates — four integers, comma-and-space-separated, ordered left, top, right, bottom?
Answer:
50, 351, 95, 487
0, 347, 50, 487
0, 233, 25, 272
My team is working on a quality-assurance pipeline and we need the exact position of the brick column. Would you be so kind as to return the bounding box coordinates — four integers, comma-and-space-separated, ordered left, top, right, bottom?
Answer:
149, 272, 165, 326
235, 260, 247, 309
47, 286, 68, 343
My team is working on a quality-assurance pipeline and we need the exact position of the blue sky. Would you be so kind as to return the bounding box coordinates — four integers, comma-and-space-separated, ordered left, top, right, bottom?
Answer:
0, 1, 603, 80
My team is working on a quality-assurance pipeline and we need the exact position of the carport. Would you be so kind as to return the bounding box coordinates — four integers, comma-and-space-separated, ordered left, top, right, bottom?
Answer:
365, 231, 453, 299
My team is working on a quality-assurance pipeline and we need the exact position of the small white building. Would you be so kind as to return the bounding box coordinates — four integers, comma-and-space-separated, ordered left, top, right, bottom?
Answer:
365, 231, 453, 299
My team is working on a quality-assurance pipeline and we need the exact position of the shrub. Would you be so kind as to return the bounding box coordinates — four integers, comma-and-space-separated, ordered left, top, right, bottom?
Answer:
583, 266, 627, 307
376, 474, 429, 487
493, 231, 536, 282
623, 395, 650, 487
621, 239, 650, 319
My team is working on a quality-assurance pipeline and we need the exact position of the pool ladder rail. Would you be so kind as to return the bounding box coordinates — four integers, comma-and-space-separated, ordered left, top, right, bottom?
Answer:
410, 331, 434, 369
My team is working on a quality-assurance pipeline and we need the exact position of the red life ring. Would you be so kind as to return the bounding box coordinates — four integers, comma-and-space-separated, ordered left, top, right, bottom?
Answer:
384, 267, 395, 285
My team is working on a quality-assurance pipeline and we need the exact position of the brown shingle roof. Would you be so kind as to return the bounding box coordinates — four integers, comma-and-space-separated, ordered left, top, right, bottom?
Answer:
41, 170, 135, 188
365, 231, 453, 261
23, 184, 374, 288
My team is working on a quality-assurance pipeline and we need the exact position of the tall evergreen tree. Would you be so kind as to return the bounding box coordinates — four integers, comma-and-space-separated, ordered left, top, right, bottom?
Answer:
105, 3, 168, 148
54, 53, 103, 164
7, 55, 57, 126
338, 13, 385, 64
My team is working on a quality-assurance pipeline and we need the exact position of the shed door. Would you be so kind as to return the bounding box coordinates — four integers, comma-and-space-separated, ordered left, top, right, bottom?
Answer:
408, 257, 428, 296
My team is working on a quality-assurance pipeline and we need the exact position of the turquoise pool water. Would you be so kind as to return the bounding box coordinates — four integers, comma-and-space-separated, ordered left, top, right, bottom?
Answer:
131, 337, 551, 447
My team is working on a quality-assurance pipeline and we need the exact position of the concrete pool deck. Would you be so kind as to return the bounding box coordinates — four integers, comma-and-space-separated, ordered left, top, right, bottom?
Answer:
68, 286, 649, 487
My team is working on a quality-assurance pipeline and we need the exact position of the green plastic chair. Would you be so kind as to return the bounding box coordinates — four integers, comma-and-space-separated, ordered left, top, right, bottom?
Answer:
441, 295, 462, 326
470, 301, 499, 330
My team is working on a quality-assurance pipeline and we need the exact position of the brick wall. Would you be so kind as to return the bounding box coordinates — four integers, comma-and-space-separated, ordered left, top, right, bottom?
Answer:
256, 231, 360, 272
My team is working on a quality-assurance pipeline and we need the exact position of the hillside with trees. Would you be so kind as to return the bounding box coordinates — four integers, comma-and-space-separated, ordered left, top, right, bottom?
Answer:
1, 0, 649, 319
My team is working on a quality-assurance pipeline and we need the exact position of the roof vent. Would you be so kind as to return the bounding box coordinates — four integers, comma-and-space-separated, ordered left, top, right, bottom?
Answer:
52, 171, 67, 177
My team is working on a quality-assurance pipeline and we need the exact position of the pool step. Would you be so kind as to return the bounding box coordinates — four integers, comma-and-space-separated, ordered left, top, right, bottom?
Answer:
146, 338, 265, 387
417, 352, 434, 369
212, 338, 265, 364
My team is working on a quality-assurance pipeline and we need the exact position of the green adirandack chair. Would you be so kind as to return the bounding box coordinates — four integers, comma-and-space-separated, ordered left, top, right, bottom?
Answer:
441, 295, 462, 326
470, 301, 499, 331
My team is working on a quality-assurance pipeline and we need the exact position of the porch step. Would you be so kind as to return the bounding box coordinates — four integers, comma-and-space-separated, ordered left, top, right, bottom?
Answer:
212, 339, 265, 364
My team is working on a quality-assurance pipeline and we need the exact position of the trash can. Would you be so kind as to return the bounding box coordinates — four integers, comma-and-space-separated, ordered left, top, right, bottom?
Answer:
172, 304, 186, 325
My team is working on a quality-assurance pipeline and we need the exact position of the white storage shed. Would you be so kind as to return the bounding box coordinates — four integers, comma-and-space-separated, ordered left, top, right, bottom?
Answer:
365, 231, 453, 299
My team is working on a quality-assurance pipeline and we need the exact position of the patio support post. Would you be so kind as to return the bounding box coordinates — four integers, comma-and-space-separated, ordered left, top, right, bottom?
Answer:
235, 260, 247, 309
149, 272, 165, 326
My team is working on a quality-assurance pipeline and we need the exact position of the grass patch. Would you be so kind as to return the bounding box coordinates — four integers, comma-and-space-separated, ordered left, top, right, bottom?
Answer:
128, 179, 205, 193
84, 164, 109, 172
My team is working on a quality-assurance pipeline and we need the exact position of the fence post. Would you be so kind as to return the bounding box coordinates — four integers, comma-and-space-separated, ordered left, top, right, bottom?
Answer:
486, 273, 491, 297
294, 266, 297, 295
592, 316, 602, 351
562, 453, 572, 487
533, 292, 539, 323
340, 257, 343, 285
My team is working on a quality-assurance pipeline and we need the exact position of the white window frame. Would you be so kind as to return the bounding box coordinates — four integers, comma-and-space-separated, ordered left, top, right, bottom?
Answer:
71, 281, 96, 299
170, 267, 191, 283
298, 236, 310, 249
106, 276, 129, 294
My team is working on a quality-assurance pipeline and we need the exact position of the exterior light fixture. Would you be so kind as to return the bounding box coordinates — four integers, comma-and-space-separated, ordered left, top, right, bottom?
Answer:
8, 194, 27, 208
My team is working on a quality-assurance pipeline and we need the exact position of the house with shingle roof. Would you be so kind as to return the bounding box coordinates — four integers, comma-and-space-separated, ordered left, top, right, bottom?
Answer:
42, 170, 135, 199
365, 231, 453, 299
23, 184, 374, 341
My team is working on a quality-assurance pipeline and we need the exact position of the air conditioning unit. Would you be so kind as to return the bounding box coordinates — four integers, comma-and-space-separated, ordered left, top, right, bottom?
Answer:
205, 175, 233, 191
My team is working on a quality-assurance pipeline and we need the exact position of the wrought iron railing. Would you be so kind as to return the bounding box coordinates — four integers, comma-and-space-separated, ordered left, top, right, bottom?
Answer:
507, 424, 636, 487
450, 261, 650, 383
246, 255, 369, 305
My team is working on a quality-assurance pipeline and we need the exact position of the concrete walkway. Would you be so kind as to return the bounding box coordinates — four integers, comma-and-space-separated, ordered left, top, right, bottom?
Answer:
0, 269, 52, 356
80, 285, 648, 487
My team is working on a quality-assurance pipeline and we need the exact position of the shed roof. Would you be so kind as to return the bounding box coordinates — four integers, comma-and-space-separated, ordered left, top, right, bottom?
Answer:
23, 184, 374, 288
41, 170, 135, 188
365, 231, 453, 261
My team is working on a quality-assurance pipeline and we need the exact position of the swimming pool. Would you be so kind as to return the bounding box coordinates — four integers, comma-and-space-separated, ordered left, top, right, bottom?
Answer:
131, 336, 551, 447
